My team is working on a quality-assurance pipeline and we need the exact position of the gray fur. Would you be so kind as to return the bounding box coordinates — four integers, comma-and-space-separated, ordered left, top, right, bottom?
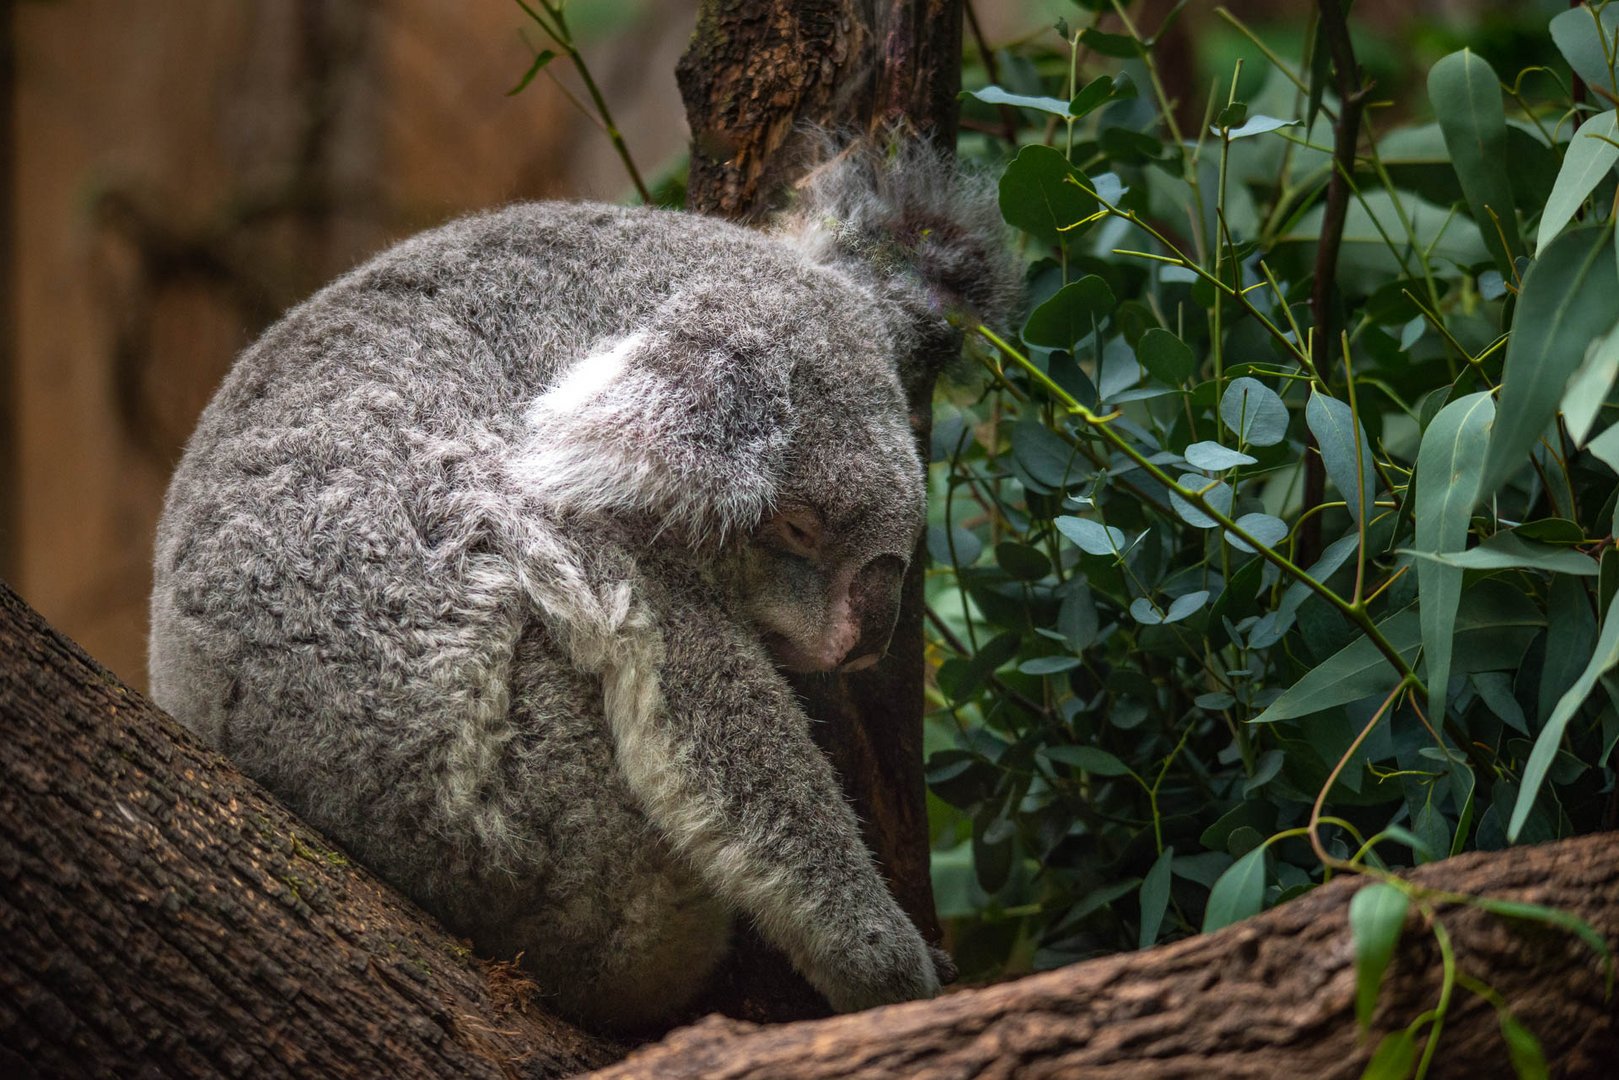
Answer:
149, 149, 1014, 1030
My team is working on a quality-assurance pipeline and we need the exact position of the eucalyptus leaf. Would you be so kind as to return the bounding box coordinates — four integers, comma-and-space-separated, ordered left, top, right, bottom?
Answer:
1536, 110, 1619, 252
1168, 474, 1235, 529
1480, 227, 1618, 501
1042, 745, 1133, 776
1405, 530, 1597, 576
1550, 4, 1619, 102
999, 145, 1099, 244
1306, 392, 1377, 526
1428, 49, 1525, 274
1217, 114, 1301, 139
1023, 276, 1117, 349
1225, 513, 1288, 554
1137, 328, 1197, 385
1349, 882, 1410, 1030
1138, 848, 1174, 949
1202, 844, 1267, 932
1418, 388, 1489, 725
1510, 594, 1619, 842
1562, 318, 1619, 448
966, 85, 1071, 117
1184, 441, 1257, 471
1055, 516, 1127, 556
1219, 377, 1289, 447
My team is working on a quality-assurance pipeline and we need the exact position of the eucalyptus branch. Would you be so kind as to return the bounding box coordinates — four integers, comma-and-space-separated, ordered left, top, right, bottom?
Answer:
976, 326, 1424, 695
513, 0, 652, 203
1302, 0, 1372, 567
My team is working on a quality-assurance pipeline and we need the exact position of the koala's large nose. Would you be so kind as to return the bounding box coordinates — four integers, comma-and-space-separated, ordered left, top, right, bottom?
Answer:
841, 554, 906, 672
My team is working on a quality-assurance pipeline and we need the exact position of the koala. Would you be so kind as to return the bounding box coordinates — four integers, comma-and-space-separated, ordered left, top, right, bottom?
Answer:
148, 140, 1017, 1030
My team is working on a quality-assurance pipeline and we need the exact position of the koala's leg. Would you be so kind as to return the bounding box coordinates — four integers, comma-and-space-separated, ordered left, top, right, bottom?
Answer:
596, 579, 942, 1013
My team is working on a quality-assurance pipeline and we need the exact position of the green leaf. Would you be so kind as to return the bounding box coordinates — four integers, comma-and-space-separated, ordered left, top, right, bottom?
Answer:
1360, 1029, 1417, 1080
1137, 328, 1197, 385
1306, 392, 1377, 527
1254, 582, 1543, 724
1510, 597, 1619, 842
1018, 655, 1082, 675
1168, 474, 1234, 529
1023, 276, 1117, 349
1220, 377, 1289, 447
1428, 49, 1524, 275
1225, 512, 1288, 554
1415, 392, 1494, 725
1217, 114, 1301, 140
1011, 419, 1080, 488
1405, 530, 1597, 576
1349, 882, 1410, 1030
1202, 844, 1267, 932
1184, 441, 1256, 471
1077, 26, 1141, 59
1481, 227, 1619, 501
999, 145, 1099, 245
1070, 74, 1133, 119
1550, 4, 1619, 102
507, 49, 557, 96
965, 85, 1071, 117
1500, 1013, 1550, 1080
1536, 110, 1619, 252
1588, 421, 1619, 473
1562, 317, 1619, 448
1055, 516, 1127, 556
1042, 745, 1133, 776
1138, 847, 1174, 949
996, 540, 1051, 580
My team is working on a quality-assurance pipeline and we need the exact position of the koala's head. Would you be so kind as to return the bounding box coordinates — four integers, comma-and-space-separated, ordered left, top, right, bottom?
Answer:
735, 337, 925, 674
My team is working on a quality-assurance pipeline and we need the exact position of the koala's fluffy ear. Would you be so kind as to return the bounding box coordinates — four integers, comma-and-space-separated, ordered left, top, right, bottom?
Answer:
511, 289, 793, 544
777, 135, 1023, 339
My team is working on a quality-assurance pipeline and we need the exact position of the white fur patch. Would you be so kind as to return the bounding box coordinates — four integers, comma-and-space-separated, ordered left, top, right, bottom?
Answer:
527, 331, 642, 421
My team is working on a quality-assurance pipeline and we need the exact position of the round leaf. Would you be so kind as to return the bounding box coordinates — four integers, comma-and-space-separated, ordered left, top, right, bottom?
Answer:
1136, 328, 1196, 385
1219, 377, 1289, 447
1225, 512, 1288, 554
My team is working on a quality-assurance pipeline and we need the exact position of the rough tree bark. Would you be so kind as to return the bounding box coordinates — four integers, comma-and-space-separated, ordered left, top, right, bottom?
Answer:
3, 579, 1618, 1076
586, 830, 1619, 1079
0, 579, 621, 1079
677, 0, 964, 1023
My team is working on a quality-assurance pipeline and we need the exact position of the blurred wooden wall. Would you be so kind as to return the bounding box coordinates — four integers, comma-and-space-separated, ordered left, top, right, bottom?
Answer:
4, 0, 694, 687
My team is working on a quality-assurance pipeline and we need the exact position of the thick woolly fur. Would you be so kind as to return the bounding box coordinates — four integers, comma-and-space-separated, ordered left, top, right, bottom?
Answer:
150, 148, 1016, 1030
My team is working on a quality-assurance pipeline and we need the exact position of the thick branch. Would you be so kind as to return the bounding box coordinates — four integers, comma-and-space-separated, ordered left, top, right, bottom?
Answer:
588, 832, 1619, 1079
0, 579, 621, 1079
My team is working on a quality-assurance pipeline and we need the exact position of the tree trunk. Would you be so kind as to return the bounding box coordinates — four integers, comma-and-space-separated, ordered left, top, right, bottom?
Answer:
586, 830, 1619, 1079
0, 579, 621, 1079
677, 0, 963, 1023
4, 578, 1618, 1076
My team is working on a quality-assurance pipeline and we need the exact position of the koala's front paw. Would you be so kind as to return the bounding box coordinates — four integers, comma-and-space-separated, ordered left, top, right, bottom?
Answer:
816, 915, 941, 1013
927, 942, 958, 986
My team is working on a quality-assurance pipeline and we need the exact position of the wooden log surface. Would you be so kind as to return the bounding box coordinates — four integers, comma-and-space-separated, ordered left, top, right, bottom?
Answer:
587, 831, 1619, 1079
0, 578, 620, 1079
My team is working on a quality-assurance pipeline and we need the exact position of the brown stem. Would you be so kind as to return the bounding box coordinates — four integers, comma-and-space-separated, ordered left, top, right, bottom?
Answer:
1300, 0, 1369, 568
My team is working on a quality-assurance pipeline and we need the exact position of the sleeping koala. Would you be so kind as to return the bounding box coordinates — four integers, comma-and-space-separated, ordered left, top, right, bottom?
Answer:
148, 141, 1017, 1029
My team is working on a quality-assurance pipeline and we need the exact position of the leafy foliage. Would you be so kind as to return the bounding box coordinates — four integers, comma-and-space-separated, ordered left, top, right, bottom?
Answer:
928, 3, 1619, 1012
